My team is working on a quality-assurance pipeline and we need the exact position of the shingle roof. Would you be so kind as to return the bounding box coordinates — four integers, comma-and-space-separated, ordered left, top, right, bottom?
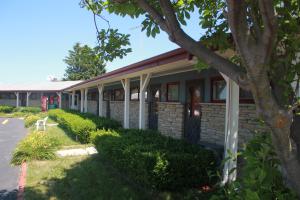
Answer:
0, 80, 82, 92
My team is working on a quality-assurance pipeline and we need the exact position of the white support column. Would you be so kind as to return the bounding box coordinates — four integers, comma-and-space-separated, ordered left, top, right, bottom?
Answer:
84, 88, 88, 113
15, 92, 19, 108
80, 89, 84, 113
139, 73, 151, 129
222, 74, 240, 184
121, 78, 130, 128
71, 91, 75, 109
98, 84, 104, 117
68, 93, 71, 108
56, 92, 62, 109
26, 92, 31, 107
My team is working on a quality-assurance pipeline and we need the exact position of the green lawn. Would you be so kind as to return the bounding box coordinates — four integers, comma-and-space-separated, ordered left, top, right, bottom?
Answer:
25, 156, 154, 200
23, 115, 212, 200
24, 155, 212, 200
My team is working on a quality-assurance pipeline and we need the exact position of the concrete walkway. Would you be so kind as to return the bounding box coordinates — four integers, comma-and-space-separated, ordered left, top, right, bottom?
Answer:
0, 118, 27, 200
56, 147, 98, 157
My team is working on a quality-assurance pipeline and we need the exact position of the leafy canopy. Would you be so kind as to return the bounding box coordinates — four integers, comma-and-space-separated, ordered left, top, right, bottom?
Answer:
63, 43, 106, 80
81, 0, 300, 104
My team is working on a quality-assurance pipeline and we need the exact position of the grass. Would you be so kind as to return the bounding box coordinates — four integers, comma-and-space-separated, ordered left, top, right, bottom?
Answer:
25, 156, 153, 200
45, 126, 81, 147
24, 155, 213, 200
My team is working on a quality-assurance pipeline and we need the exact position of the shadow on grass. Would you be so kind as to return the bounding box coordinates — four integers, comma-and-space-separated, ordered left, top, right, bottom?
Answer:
0, 189, 18, 200
24, 156, 156, 200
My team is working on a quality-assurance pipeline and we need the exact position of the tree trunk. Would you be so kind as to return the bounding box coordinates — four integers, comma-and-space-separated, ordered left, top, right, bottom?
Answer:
247, 67, 300, 196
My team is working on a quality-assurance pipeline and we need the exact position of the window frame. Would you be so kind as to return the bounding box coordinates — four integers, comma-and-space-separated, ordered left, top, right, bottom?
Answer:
210, 76, 254, 104
166, 82, 180, 102
130, 87, 139, 101
113, 88, 124, 101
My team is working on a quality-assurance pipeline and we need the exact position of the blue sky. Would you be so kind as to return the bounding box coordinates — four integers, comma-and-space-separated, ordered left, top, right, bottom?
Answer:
0, 0, 202, 84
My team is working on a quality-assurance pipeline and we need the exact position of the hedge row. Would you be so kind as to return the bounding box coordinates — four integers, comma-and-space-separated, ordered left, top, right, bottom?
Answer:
14, 106, 41, 113
48, 109, 121, 143
0, 105, 14, 113
91, 129, 218, 191
66, 109, 121, 130
0, 106, 41, 114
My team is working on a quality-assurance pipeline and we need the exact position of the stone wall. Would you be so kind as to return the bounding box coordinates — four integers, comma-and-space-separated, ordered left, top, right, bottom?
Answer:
110, 101, 124, 125
28, 100, 40, 107
200, 103, 267, 147
107, 101, 148, 129
87, 100, 97, 115
157, 102, 184, 139
0, 99, 16, 107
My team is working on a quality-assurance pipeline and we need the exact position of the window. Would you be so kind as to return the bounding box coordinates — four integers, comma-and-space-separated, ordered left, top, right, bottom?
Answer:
130, 87, 139, 100
211, 78, 226, 102
103, 91, 111, 101
167, 82, 179, 102
30, 93, 37, 100
211, 76, 254, 103
114, 89, 124, 101
88, 92, 97, 101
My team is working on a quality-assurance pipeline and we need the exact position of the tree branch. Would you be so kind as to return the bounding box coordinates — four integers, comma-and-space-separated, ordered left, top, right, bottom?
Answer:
258, 0, 278, 60
137, 0, 249, 88
136, 0, 168, 31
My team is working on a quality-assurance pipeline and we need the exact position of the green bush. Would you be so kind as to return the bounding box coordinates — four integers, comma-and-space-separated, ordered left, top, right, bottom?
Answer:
0, 105, 14, 113
13, 106, 41, 113
91, 129, 217, 191
48, 109, 96, 143
211, 133, 298, 200
48, 109, 121, 143
66, 109, 122, 130
24, 115, 40, 128
11, 131, 60, 165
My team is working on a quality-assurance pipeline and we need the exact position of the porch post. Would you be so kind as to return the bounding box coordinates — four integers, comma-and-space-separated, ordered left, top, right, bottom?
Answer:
15, 92, 19, 108
68, 93, 71, 108
56, 92, 62, 109
84, 88, 88, 113
80, 89, 84, 113
121, 78, 130, 128
26, 92, 31, 107
139, 74, 151, 129
71, 91, 75, 109
222, 74, 240, 184
97, 84, 104, 117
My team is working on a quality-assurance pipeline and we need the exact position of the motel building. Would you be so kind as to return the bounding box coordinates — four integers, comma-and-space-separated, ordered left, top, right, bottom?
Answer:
3, 48, 296, 182
0, 81, 82, 110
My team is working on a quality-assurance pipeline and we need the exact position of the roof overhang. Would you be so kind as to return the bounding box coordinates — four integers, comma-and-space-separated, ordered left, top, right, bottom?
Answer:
64, 48, 196, 91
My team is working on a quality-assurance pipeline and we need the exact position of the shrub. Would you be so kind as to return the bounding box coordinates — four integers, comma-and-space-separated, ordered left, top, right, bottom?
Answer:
11, 131, 60, 165
48, 109, 96, 143
91, 129, 217, 191
0, 105, 14, 113
66, 109, 122, 130
13, 106, 41, 113
48, 109, 121, 143
24, 115, 40, 128
211, 133, 298, 200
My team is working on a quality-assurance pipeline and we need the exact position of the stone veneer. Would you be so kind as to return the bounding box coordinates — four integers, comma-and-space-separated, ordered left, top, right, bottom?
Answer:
87, 100, 97, 115
157, 102, 184, 139
0, 99, 17, 107
200, 103, 267, 147
108, 101, 148, 129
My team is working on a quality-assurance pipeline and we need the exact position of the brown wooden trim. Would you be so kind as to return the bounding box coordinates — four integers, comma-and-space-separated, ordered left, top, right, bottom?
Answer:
166, 82, 180, 102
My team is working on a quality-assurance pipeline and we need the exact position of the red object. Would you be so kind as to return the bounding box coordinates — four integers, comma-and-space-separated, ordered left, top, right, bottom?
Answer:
17, 162, 27, 200
49, 96, 54, 104
41, 96, 48, 111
